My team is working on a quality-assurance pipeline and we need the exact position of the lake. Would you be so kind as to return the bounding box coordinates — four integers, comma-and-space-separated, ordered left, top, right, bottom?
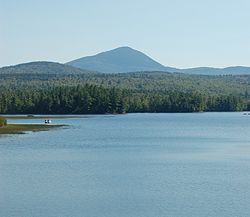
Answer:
1, 113, 250, 217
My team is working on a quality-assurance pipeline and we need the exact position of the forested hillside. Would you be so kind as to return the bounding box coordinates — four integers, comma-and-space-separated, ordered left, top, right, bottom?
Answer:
1, 71, 250, 114
1, 72, 250, 95
0, 61, 96, 75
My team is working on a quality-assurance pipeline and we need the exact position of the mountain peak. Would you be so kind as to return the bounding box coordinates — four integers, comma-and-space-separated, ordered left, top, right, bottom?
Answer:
67, 47, 172, 73
112, 46, 134, 50
95, 46, 144, 58
103, 46, 137, 52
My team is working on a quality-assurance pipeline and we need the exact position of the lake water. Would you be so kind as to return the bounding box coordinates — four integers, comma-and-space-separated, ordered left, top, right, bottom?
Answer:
1, 113, 250, 217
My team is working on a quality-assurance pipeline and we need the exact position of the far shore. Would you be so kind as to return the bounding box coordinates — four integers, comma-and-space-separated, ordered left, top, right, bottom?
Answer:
3, 115, 95, 120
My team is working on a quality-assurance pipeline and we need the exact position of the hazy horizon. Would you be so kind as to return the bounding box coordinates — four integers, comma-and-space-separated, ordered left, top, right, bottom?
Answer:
1, 0, 250, 68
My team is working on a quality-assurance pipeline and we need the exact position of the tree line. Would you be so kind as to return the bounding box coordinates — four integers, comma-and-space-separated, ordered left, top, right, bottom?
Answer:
1, 72, 250, 96
0, 84, 248, 114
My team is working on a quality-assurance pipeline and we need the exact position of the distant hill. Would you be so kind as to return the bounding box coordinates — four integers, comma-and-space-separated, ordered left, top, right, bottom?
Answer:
67, 46, 250, 75
1, 48, 250, 76
180, 66, 250, 75
67, 46, 177, 73
0, 61, 94, 75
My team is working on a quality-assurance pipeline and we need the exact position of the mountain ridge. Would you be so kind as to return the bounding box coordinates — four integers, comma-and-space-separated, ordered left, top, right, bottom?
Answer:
1, 47, 250, 75
66, 46, 250, 75
0, 61, 97, 75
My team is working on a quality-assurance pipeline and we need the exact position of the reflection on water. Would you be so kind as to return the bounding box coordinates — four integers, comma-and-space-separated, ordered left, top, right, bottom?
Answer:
1, 113, 250, 217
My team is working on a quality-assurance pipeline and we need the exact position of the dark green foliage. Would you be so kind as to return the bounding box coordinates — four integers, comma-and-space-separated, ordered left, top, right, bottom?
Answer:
0, 70, 250, 114
0, 85, 127, 114
0, 116, 7, 127
0, 84, 247, 114
1, 72, 250, 96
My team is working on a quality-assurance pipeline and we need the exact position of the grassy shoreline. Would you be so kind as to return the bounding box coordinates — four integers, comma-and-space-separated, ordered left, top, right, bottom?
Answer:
0, 124, 65, 134
0, 114, 93, 135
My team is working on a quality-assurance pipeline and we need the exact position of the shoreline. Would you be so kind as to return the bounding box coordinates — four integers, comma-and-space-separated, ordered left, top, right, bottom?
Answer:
3, 115, 96, 120
0, 124, 66, 135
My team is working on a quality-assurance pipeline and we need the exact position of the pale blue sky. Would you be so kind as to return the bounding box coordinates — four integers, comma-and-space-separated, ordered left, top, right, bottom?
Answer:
1, 0, 250, 68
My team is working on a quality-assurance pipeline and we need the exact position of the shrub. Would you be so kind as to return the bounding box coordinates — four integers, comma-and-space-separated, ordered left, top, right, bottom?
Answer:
0, 116, 7, 127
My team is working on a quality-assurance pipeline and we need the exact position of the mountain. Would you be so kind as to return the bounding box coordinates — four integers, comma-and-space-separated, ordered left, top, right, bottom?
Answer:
67, 46, 178, 73
180, 66, 250, 75
0, 61, 95, 75
1, 48, 250, 75
67, 47, 250, 75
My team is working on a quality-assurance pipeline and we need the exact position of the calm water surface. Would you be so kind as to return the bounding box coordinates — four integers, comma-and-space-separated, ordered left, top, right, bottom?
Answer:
1, 113, 250, 217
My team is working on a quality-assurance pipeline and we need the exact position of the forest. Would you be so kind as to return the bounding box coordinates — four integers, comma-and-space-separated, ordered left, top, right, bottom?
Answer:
1, 67, 250, 114
0, 82, 248, 114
